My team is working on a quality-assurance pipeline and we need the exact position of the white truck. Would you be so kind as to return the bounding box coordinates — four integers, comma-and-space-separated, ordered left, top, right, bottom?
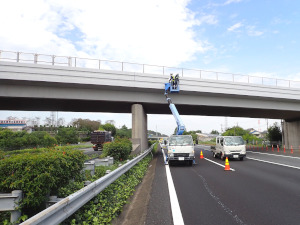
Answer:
213, 136, 246, 161
167, 135, 195, 166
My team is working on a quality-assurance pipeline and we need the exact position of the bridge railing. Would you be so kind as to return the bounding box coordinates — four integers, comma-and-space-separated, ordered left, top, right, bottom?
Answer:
0, 50, 299, 89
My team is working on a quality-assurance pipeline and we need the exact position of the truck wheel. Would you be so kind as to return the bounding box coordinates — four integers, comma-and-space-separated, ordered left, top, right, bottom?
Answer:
240, 157, 244, 161
221, 153, 225, 161
189, 160, 193, 166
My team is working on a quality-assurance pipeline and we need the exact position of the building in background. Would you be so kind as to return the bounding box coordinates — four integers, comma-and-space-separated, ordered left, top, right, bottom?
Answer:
0, 119, 27, 131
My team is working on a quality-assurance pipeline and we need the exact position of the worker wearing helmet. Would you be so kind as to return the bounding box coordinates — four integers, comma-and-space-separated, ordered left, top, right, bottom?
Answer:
169, 73, 178, 89
175, 74, 179, 89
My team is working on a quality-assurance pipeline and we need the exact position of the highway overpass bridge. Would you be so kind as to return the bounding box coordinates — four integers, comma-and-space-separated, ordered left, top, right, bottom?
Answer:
0, 59, 300, 152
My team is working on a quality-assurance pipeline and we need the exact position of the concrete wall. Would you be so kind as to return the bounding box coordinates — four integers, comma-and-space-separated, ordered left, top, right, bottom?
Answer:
131, 104, 148, 154
283, 120, 300, 149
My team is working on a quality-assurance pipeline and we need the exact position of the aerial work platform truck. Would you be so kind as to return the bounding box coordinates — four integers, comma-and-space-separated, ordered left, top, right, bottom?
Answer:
164, 74, 195, 166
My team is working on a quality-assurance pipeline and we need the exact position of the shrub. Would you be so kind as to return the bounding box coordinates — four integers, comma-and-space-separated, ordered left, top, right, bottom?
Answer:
0, 148, 86, 216
0, 130, 57, 151
102, 138, 132, 161
55, 127, 79, 144
61, 155, 152, 225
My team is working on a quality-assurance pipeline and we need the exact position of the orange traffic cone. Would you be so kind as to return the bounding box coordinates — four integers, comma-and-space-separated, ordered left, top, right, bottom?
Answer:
224, 157, 231, 171
200, 150, 204, 159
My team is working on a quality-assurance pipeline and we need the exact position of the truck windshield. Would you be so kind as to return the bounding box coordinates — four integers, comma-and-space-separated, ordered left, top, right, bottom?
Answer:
224, 137, 244, 146
169, 136, 193, 146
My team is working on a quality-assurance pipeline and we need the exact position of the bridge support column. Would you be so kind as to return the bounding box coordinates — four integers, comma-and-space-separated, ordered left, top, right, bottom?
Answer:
282, 120, 300, 149
131, 104, 148, 154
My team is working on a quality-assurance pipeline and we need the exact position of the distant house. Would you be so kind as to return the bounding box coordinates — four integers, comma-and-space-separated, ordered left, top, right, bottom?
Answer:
247, 128, 267, 139
196, 133, 218, 142
0, 119, 27, 132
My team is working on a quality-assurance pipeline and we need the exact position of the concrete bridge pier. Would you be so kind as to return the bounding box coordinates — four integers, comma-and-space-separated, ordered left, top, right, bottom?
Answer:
131, 104, 148, 154
282, 120, 300, 149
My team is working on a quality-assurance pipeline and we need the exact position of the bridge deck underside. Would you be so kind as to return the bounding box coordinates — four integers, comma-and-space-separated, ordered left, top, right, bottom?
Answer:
0, 97, 298, 121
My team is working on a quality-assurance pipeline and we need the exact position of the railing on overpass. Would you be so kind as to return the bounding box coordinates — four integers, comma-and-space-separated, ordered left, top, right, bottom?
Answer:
0, 50, 299, 89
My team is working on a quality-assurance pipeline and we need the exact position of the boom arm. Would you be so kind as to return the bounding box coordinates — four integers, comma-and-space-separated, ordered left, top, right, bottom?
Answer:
164, 82, 185, 135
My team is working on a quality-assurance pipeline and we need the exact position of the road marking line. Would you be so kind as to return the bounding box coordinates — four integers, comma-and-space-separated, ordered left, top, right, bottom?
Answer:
161, 148, 184, 225
204, 158, 235, 171
247, 151, 300, 159
247, 157, 300, 170
165, 165, 185, 225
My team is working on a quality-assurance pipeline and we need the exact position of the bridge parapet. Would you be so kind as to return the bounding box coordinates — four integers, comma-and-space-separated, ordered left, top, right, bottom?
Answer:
1, 49, 299, 89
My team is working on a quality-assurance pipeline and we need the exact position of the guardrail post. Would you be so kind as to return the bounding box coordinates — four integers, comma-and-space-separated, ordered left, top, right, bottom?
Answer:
17, 52, 20, 62
0, 190, 23, 223
68, 57, 72, 67
99, 60, 101, 69
34, 54, 38, 64
200, 70, 201, 79
11, 190, 22, 223
84, 161, 95, 176
182, 68, 183, 77
52, 55, 55, 66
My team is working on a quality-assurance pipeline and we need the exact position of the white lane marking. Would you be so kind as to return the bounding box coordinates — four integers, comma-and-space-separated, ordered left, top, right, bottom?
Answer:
247, 157, 300, 170
247, 151, 300, 159
165, 165, 185, 225
161, 148, 185, 225
204, 158, 235, 171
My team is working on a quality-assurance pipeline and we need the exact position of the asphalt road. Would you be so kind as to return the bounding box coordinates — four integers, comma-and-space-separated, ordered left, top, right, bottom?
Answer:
145, 145, 300, 225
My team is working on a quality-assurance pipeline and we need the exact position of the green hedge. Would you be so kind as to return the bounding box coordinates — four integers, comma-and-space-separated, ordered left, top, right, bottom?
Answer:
61, 154, 152, 224
0, 130, 57, 151
0, 148, 86, 216
102, 138, 132, 161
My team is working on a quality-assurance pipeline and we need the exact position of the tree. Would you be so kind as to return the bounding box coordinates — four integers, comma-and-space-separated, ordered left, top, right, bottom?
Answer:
70, 118, 101, 132
105, 120, 115, 125
116, 125, 131, 138
267, 122, 282, 142
222, 126, 247, 136
211, 130, 219, 135
56, 127, 79, 144
100, 123, 117, 136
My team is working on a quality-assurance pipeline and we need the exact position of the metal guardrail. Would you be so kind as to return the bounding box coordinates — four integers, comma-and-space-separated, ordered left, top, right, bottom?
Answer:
0, 190, 23, 223
0, 50, 299, 89
20, 145, 153, 225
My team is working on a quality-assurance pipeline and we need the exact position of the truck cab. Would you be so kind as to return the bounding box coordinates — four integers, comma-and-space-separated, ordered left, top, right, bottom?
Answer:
213, 136, 246, 161
167, 135, 195, 166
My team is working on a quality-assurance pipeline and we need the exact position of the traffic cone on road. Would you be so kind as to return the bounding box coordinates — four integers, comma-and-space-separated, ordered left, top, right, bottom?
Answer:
200, 150, 204, 159
224, 157, 231, 171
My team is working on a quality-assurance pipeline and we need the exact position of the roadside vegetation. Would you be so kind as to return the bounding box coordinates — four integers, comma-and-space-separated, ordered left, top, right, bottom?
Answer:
0, 120, 157, 224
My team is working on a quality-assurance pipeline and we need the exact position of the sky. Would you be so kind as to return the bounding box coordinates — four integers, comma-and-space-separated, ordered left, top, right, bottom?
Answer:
0, 0, 298, 135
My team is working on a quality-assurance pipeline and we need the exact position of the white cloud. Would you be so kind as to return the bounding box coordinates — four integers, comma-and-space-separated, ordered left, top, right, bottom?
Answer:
0, 0, 211, 66
224, 0, 243, 5
227, 22, 243, 32
246, 26, 263, 36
